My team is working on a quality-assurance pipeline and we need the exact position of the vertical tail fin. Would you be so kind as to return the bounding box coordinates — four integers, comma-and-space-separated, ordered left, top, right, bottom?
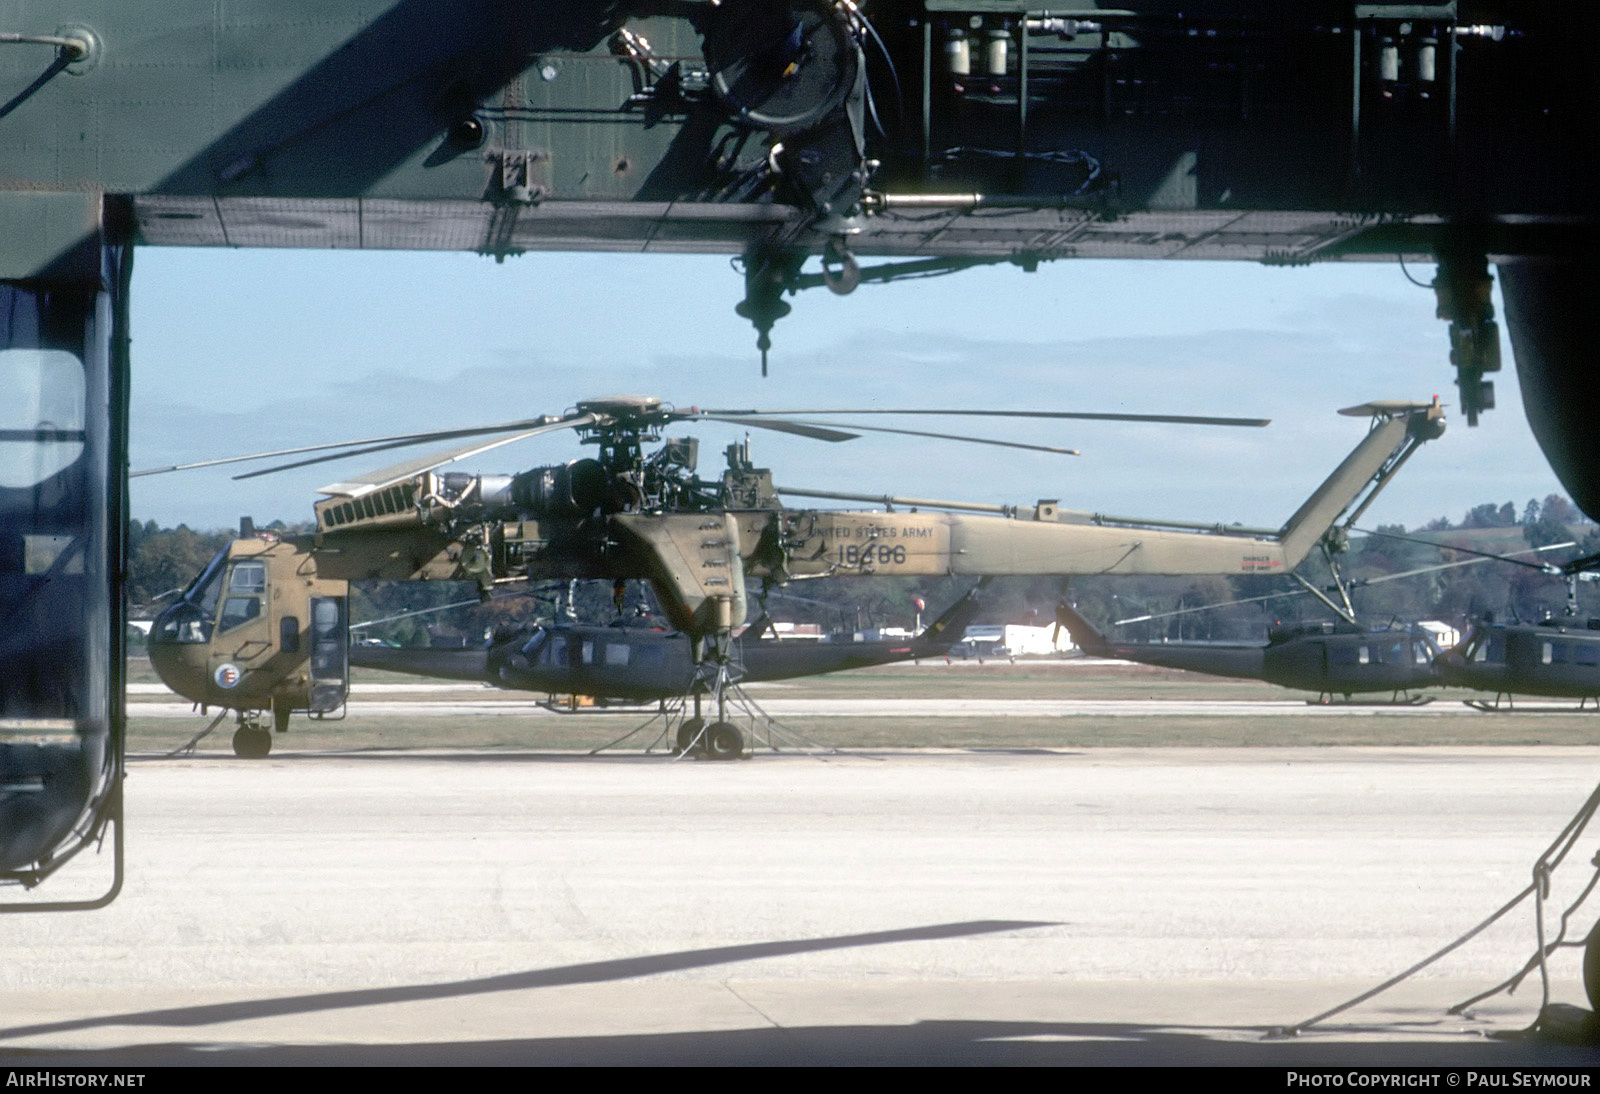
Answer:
1053, 597, 1111, 657
913, 577, 991, 652
1275, 400, 1445, 567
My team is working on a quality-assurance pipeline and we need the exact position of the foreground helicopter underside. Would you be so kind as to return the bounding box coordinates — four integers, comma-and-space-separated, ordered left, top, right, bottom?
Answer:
2, 1, 1592, 901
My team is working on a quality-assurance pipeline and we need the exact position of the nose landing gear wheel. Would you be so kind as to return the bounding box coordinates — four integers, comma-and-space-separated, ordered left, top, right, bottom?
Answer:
232, 727, 272, 759
706, 722, 744, 761
674, 717, 706, 756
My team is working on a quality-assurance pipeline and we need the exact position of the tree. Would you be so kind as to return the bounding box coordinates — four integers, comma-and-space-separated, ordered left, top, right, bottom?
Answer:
1462, 501, 1516, 529
127, 525, 231, 607
1525, 493, 1584, 550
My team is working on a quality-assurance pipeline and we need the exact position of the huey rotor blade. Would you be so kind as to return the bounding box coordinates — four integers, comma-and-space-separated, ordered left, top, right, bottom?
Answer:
132, 416, 571, 479
1354, 527, 1576, 572
699, 407, 1270, 428
352, 586, 551, 631
1111, 542, 1576, 626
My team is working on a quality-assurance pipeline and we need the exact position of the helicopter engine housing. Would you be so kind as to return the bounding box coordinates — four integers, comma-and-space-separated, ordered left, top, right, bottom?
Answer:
502, 459, 609, 520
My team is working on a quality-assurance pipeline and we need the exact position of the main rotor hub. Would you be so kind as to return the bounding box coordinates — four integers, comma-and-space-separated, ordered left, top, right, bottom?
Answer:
574, 395, 665, 421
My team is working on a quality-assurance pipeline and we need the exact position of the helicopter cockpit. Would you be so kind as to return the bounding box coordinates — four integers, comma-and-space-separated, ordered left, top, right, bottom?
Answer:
151, 548, 273, 648
150, 546, 226, 645
1461, 625, 1509, 666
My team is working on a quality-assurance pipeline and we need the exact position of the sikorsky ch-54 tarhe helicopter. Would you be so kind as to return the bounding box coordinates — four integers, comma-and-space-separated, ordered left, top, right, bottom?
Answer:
345, 581, 985, 760
146, 394, 1445, 755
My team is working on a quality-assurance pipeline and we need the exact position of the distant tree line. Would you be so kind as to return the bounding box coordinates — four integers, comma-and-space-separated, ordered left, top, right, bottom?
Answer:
126, 493, 1599, 648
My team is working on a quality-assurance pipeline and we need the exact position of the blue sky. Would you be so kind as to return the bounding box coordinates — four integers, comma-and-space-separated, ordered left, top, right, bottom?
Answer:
128, 246, 1568, 534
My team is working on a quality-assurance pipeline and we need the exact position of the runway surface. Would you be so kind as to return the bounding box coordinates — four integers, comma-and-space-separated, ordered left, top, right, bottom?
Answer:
3, 747, 1600, 1064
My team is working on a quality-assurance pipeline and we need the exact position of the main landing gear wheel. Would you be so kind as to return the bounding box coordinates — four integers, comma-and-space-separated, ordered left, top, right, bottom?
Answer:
232, 727, 272, 759
675, 717, 706, 755
706, 722, 744, 761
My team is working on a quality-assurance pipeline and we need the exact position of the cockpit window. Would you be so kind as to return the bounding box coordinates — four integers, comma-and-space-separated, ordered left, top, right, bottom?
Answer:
1471, 629, 1507, 664
520, 627, 548, 659
153, 602, 211, 644
182, 547, 229, 616
229, 560, 266, 595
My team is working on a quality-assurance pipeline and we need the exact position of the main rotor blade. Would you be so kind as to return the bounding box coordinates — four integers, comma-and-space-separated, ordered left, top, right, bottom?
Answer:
1111, 542, 1576, 626
1112, 589, 1302, 627
352, 586, 550, 630
698, 413, 1077, 453
314, 415, 601, 496
699, 407, 1271, 428
133, 416, 569, 479
1354, 527, 1575, 572
703, 416, 860, 443
237, 415, 596, 488
786, 420, 1080, 456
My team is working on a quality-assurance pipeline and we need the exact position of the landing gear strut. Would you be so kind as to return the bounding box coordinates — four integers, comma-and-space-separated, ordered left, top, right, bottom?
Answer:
679, 603, 747, 761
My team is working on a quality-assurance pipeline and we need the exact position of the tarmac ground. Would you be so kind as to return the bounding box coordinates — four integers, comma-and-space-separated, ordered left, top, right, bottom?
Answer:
3, 744, 1600, 1065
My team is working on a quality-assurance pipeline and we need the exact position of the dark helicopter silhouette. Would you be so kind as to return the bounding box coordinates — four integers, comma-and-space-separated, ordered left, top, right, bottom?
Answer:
1353, 528, 1600, 710
1433, 572, 1600, 710
1055, 539, 1582, 704
346, 583, 986, 759
1055, 601, 1444, 704
1435, 615, 1600, 709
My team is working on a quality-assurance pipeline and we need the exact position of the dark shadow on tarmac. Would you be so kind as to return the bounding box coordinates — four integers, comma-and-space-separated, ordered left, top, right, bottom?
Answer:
0, 920, 1053, 1043
3, 1018, 1598, 1066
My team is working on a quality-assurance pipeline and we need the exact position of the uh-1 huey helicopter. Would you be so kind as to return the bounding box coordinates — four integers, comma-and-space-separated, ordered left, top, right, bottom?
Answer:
345, 579, 987, 760
1421, 539, 1600, 711
144, 393, 1447, 756
1055, 525, 1582, 705
1056, 604, 1451, 705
